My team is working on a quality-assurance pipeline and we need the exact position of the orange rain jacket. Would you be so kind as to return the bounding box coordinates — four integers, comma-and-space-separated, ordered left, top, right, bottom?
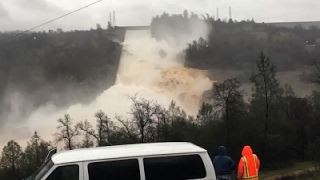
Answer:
237, 145, 260, 180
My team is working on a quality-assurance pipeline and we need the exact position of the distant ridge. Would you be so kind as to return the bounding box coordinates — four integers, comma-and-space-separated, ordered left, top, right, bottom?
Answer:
117, 22, 320, 30
115, 26, 150, 31
116, 21, 320, 30
265, 21, 320, 28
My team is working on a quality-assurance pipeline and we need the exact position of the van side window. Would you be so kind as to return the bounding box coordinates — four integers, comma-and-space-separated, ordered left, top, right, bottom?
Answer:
88, 159, 140, 180
46, 164, 79, 180
143, 154, 206, 180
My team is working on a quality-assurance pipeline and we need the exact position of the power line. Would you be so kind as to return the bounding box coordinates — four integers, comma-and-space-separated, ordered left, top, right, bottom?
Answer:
0, 0, 104, 44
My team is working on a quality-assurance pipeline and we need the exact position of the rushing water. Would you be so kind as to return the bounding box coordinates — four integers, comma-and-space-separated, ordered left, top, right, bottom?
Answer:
0, 29, 213, 149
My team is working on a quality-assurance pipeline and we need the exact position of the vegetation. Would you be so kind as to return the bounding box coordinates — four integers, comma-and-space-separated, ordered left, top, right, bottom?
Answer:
268, 169, 319, 180
151, 11, 320, 71
1, 52, 320, 179
0, 133, 52, 179
0, 25, 122, 120
259, 162, 314, 179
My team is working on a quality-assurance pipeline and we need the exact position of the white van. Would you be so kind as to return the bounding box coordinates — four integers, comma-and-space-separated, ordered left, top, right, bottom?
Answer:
26, 142, 216, 180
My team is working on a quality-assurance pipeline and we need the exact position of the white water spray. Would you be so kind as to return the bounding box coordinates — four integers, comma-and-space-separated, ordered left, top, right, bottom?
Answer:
1, 28, 213, 149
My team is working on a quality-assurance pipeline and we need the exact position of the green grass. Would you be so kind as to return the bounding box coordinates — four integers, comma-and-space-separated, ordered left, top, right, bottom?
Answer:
260, 162, 315, 179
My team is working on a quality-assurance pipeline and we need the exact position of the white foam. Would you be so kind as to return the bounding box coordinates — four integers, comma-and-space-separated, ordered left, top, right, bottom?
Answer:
2, 28, 213, 149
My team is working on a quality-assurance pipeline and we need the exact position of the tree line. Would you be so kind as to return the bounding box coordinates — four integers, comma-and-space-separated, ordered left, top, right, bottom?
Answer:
1, 52, 320, 179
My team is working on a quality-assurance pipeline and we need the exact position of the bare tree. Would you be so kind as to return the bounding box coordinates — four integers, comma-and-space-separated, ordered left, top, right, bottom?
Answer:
128, 95, 163, 143
211, 78, 245, 148
212, 78, 244, 111
77, 110, 113, 146
54, 114, 79, 150
167, 101, 187, 123
77, 120, 95, 148
196, 102, 215, 123
115, 115, 139, 141
95, 110, 113, 146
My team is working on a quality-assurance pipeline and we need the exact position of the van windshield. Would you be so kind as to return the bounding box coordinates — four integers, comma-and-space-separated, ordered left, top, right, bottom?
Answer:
27, 159, 54, 180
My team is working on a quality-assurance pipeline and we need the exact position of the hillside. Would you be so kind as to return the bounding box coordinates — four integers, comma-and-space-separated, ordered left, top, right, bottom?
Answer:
0, 26, 124, 123
150, 12, 320, 99
267, 21, 320, 29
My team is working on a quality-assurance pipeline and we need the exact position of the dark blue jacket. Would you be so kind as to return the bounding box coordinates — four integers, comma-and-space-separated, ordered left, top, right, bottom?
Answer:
213, 146, 235, 175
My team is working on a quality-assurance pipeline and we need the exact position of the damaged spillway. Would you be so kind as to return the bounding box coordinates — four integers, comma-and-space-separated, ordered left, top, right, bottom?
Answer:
115, 29, 213, 115
0, 29, 213, 149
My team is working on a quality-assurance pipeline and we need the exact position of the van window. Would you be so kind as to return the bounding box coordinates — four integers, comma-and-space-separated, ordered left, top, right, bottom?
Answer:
88, 159, 140, 180
143, 154, 206, 180
45, 164, 79, 180
27, 159, 54, 180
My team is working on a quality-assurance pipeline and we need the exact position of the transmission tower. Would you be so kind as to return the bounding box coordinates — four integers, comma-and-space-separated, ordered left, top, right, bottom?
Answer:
109, 12, 112, 26
229, 7, 232, 20
113, 11, 117, 26
216, 8, 219, 19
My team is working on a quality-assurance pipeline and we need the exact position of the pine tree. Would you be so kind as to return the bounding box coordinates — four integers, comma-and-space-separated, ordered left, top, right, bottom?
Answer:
250, 52, 282, 156
0, 140, 23, 178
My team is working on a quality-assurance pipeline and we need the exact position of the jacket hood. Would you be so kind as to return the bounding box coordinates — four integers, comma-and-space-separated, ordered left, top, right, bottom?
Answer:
241, 145, 253, 156
218, 146, 227, 155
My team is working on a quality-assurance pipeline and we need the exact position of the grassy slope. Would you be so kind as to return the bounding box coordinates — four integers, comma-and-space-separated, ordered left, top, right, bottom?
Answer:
260, 162, 315, 179
209, 69, 318, 99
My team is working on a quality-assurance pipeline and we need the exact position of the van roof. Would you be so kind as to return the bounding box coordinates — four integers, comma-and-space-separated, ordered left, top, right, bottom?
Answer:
51, 142, 207, 164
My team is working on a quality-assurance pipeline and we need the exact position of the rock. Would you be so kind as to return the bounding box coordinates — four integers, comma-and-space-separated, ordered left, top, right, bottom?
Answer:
159, 49, 167, 59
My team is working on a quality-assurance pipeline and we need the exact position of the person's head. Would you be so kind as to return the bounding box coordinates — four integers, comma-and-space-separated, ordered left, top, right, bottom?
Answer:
241, 145, 253, 156
218, 146, 227, 155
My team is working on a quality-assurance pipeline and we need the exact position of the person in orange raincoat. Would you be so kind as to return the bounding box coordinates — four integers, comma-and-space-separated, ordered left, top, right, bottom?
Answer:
237, 145, 260, 180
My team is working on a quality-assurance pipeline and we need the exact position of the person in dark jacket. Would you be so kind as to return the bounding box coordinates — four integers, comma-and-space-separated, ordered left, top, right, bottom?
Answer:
213, 146, 235, 180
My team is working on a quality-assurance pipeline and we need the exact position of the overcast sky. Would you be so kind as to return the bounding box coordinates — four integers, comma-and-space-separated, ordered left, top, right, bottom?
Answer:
0, 0, 319, 31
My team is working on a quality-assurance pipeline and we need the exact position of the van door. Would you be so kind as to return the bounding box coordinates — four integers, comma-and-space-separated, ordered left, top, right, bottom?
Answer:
83, 158, 141, 180
40, 162, 84, 180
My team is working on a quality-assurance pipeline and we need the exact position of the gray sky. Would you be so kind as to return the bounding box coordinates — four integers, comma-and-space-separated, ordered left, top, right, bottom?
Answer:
0, 0, 320, 31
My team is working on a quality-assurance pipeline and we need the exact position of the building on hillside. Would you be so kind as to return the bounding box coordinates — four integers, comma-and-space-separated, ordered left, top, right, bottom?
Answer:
305, 44, 316, 52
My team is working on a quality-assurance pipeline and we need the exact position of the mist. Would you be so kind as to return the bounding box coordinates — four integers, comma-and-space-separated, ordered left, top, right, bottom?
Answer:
0, 14, 213, 149
0, 78, 114, 147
